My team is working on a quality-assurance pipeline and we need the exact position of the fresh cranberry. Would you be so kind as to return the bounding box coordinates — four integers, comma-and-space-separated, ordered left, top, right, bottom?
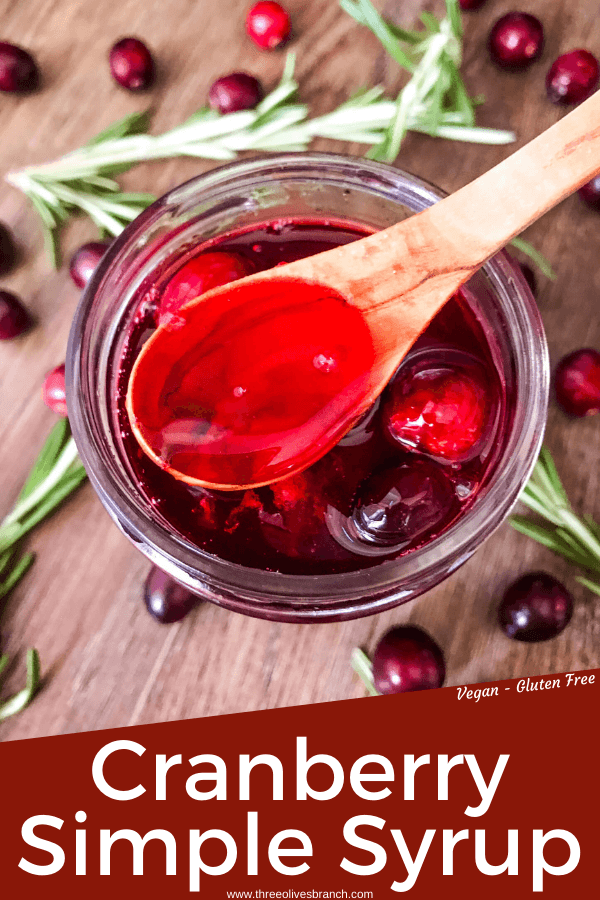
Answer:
144, 566, 198, 623
246, 2, 291, 50
69, 241, 109, 289
546, 49, 599, 104
459, 0, 487, 9
498, 572, 573, 642
0, 42, 39, 92
384, 357, 492, 462
109, 38, 155, 91
352, 460, 456, 548
554, 348, 600, 417
579, 175, 600, 210
0, 223, 16, 276
42, 364, 67, 416
209, 73, 264, 114
488, 13, 544, 70
520, 262, 537, 296
158, 251, 253, 324
0, 290, 32, 339
372, 626, 446, 694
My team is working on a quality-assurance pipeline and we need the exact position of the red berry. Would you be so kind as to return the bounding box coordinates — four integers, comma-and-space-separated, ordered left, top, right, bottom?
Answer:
372, 626, 445, 694
0, 222, 16, 276
579, 175, 600, 210
498, 573, 573, 642
546, 49, 599, 105
69, 241, 109, 289
459, 0, 487, 9
158, 251, 253, 324
42, 364, 67, 416
352, 460, 456, 548
209, 73, 264, 114
0, 290, 32, 339
144, 566, 198, 623
384, 360, 492, 462
0, 42, 39, 92
488, 13, 544, 70
554, 348, 600, 417
246, 2, 291, 50
109, 38, 155, 91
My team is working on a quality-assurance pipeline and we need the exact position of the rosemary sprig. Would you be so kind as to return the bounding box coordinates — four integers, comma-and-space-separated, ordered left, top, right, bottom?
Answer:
7, 2, 515, 266
511, 447, 600, 596
0, 419, 87, 721
343, 0, 483, 162
351, 647, 380, 696
510, 236, 556, 280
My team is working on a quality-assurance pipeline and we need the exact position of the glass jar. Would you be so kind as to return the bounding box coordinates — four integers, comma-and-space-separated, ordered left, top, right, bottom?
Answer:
66, 153, 548, 622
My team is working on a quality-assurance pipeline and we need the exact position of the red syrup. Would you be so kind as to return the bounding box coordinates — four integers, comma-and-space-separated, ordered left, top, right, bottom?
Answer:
116, 220, 509, 575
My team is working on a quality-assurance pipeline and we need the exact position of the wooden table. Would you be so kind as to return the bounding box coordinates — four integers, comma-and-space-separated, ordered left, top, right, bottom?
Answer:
1, 0, 599, 741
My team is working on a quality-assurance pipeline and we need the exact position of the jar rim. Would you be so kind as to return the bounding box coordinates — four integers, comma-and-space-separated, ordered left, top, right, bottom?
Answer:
66, 152, 548, 621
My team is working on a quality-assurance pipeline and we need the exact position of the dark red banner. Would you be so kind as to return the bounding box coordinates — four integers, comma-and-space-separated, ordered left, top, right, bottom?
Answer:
2, 669, 597, 897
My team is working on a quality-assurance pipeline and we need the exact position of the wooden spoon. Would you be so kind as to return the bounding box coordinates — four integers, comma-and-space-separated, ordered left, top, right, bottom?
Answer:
127, 90, 600, 491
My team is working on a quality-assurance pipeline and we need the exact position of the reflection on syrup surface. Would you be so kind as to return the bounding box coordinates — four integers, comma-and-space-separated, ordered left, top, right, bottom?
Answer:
117, 221, 508, 575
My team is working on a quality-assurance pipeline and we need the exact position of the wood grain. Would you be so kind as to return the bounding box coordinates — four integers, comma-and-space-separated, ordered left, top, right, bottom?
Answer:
1, 0, 599, 741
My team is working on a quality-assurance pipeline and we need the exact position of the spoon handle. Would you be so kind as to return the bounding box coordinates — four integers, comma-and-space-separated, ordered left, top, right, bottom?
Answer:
420, 88, 600, 269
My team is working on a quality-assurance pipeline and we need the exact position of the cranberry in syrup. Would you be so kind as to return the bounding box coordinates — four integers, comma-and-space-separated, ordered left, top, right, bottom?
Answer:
383, 352, 495, 463
117, 221, 507, 576
157, 251, 253, 324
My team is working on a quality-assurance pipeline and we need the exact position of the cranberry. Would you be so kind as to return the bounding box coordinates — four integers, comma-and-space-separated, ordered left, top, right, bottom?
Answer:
579, 175, 600, 210
384, 358, 492, 462
158, 251, 253, 323
109, 38, 155, 91
372, 626, 446, 694
209, 73, 264, 114
42, 364, 67, 416
352, 460, 456, 548
488, 13, 544, 70
0, 42, 39, 92
546, 49, 599, 104
0, 290, 32, 340
246, 1, 291, 50
520, 262, 537, 296
498, 572, 573, 642
459, 0, 487, 9
0, 223, 16, 276
144, 566, 198, 623
69, 241, 109, 289
554, 348, 600, 417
